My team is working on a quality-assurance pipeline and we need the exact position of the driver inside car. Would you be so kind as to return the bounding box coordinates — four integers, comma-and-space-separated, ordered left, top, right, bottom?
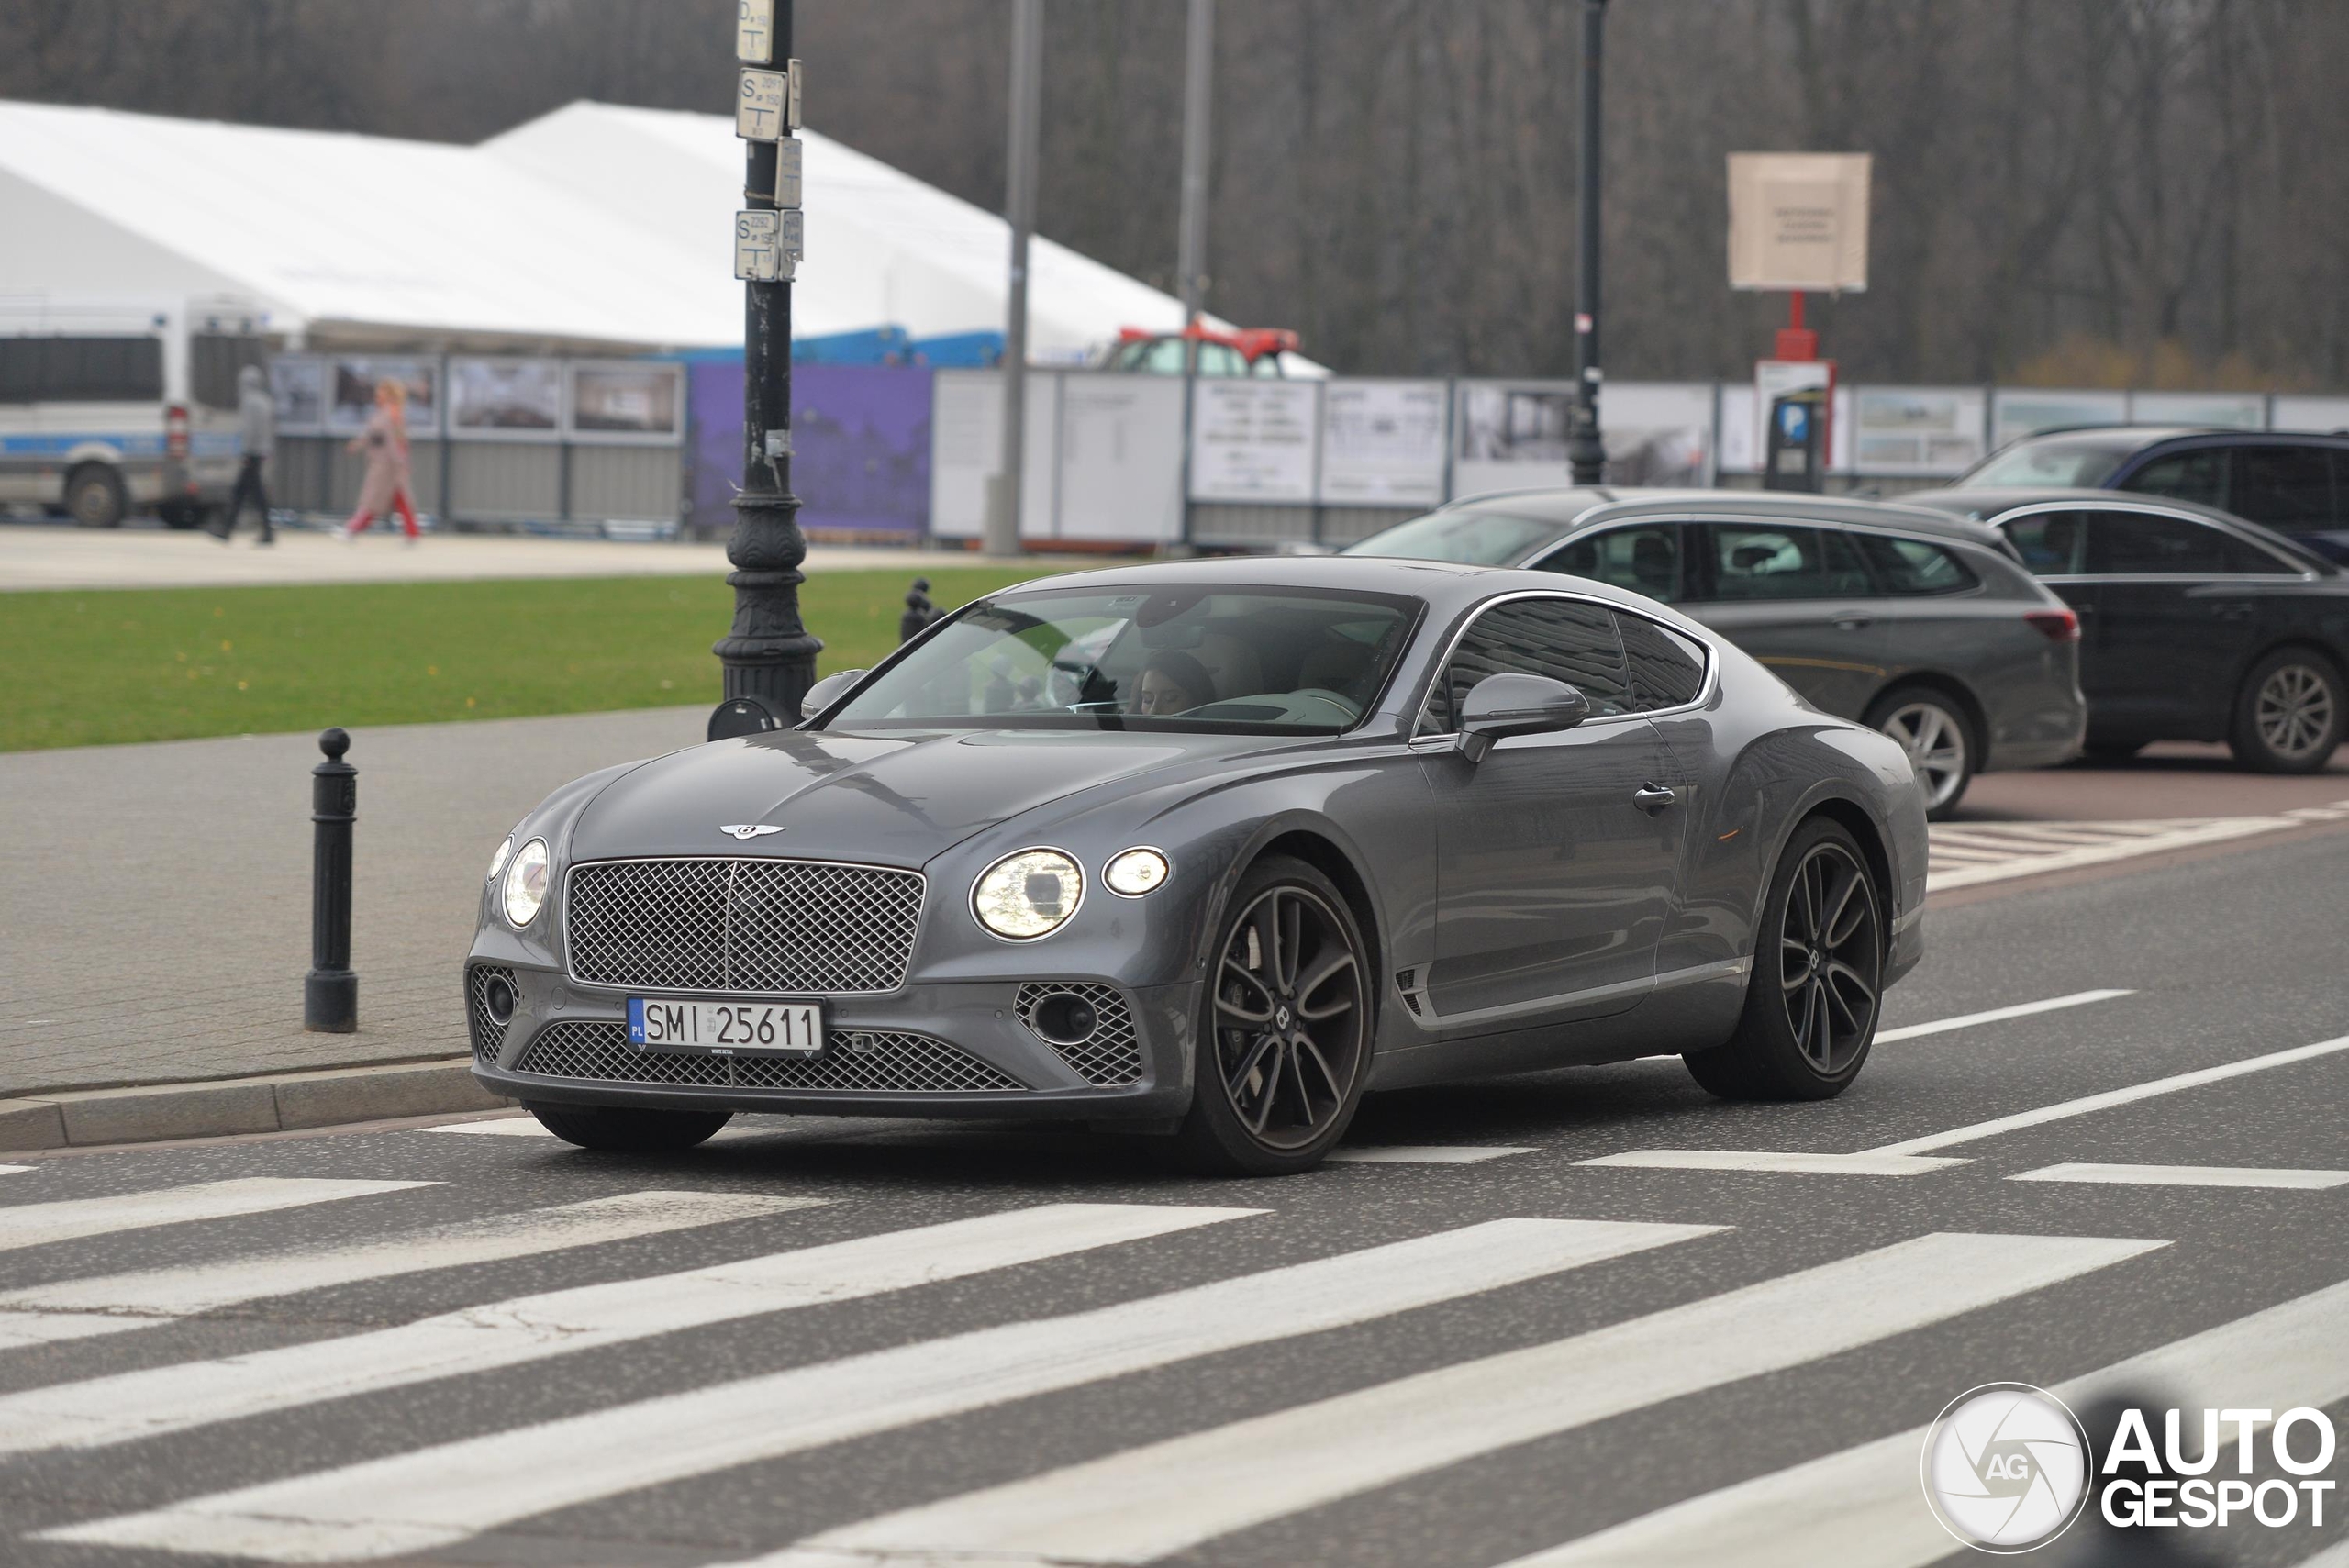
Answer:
1124, 650, 1218, 717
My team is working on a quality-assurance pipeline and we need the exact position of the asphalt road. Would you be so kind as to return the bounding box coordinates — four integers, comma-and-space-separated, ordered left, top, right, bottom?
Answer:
2, 825, 2345, 1568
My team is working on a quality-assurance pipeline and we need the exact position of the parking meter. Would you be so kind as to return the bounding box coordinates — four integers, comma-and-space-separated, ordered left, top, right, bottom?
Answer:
1765, 387, 1828, 492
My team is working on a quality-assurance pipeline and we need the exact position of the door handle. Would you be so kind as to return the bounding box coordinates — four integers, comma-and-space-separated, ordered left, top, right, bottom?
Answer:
2210, 602, 2254, 621
1830, 611, 1875, 631
1632, 784, 1677, 811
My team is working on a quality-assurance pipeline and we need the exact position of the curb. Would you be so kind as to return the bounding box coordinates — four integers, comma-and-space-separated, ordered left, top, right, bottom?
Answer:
0, 1058, 512, 1154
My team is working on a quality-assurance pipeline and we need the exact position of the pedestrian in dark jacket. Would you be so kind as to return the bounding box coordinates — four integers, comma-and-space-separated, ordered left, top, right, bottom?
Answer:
209, 364, 275, 545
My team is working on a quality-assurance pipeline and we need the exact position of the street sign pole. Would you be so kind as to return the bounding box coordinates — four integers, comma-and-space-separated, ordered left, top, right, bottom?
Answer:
1566, 0, 1608, 488
715, 0, 820, 734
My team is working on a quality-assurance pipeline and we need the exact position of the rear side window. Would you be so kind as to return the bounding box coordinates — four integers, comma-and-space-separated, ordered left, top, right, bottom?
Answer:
1422, 597, 1631, 734
190, 334, 267, 411
2120, 449, 2228, 509
1700, 525, 1871, 601
1616, 613, 1708, 710
1854, 534, 1979, 595
0, 336, 165, 404
2087, 512, 2236, 575
1539, 524, 1683, 601
2227, 446, 2338, 532
2000, 512, 2089, 575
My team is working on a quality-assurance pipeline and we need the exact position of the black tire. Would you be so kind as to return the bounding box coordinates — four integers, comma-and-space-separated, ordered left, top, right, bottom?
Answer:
1864, 685, 1976, 820
2080, 740, 2144, 763
524, 1101, 732, 1152
157, 500, 205, 530
1174, 854, 1372, 1176
1684, 817, 1885, 1102
65, 465, 128, 528
2228, 648, 2345, 774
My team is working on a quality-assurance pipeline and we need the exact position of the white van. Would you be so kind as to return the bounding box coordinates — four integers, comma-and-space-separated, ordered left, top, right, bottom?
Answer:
0, 295, 268, 528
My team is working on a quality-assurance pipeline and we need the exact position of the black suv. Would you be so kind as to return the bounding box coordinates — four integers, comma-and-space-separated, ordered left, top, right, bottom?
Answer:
1958, 427, 2349, 564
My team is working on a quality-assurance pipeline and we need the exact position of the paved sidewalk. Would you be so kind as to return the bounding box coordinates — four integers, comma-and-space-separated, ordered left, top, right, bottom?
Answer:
0, 706, 708, 1098
0, 521, 1055, 593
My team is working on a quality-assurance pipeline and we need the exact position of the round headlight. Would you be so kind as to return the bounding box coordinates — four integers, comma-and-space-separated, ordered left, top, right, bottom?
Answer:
502, 839, 550, 928
1104, 847, 1171, 897
972, 848, 1084, 940
486, 834, 515, 884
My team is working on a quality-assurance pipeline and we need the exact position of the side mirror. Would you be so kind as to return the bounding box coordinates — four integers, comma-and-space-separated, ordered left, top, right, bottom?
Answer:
799, 669, 868, 722
1458, 673, 1592, 762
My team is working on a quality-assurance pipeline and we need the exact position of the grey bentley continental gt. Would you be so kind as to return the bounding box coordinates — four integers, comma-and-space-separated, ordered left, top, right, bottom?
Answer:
466, 557, 1929, 1174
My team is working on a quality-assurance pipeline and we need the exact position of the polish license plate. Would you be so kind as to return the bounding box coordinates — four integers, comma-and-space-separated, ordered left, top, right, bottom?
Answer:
627, 998, 823, 1056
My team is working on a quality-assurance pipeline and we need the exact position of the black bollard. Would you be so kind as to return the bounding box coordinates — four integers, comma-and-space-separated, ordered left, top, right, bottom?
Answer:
305, 728, 358, 1033
899, 576, 938, 644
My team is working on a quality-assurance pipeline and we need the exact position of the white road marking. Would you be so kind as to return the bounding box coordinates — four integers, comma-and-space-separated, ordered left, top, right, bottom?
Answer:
0, 1178, 433, 1255
752, 1231, 2162, 1568
1325, 1146, 1535, 1164
1867, 1033, 2349, 1156
414, 1117, 552, 1136
0, 1201, 1254, 1459
1578, 1151, 1966, 1177
2291, 1540, 2349, 1568
0, 1190, 817, 1351
1875, 989, 2133, 1043
1494, 1274, 2349, 1568
1926, 815, 2300, 890
45, 1217, 1722, 1563
0, 1165, 30, 1176
2009, 1162, 2349, 1191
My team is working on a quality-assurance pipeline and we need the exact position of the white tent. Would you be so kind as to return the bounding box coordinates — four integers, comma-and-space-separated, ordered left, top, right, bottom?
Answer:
0, 98, 1218, 359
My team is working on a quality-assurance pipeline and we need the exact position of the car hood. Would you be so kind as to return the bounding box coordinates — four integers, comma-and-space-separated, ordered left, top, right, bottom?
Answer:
567, 727, 1289, 866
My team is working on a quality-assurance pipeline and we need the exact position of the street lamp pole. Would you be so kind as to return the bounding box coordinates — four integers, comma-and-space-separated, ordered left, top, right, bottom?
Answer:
985, 0, 1044, 560
1175, 0, 1213, 328
1566, 0, 1608, 487
715, 0, 821, 728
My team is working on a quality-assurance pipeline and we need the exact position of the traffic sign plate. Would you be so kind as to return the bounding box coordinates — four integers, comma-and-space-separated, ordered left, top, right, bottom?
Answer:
734, 210, 786, 281
737, 68, 787, 140
735, 0, 775, 63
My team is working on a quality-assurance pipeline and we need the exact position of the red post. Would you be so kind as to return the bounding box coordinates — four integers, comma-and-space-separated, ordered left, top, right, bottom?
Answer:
1774, 291, 1819, 361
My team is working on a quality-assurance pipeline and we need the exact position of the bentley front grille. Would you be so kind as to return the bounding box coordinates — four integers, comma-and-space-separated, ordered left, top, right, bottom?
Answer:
514, 1020, 1027, 1095
564, 857, 924, 995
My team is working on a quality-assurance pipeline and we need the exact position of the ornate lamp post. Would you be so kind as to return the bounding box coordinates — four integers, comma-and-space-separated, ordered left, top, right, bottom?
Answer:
714, 0, 821, 737
1566, 0, 1608, 487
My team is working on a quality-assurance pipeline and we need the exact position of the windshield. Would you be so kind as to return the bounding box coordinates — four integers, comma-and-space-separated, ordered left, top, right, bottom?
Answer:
1961, 436, 2136, 488
829, 584, 1420, 735
1342, 507, 1567, 566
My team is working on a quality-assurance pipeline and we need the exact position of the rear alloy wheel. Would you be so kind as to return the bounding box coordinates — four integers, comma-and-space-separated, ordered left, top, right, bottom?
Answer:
1867, 688, 1975, 820
2230, 650, 2345, 773
1175, 855, 1370, 1175
1685, 817, 1884, 1101
525, 1102, 732, 1152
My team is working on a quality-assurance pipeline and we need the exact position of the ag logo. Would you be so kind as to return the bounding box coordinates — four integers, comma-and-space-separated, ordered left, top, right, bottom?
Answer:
1921, 1383, 2092, 1553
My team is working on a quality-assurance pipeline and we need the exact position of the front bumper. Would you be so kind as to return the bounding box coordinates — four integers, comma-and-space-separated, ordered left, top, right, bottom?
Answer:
464, 962, 1197, 1122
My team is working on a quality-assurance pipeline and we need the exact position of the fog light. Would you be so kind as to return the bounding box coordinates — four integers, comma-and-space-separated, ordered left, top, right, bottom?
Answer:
1029, 991, 1100, 1045
482, 973, 517, 1028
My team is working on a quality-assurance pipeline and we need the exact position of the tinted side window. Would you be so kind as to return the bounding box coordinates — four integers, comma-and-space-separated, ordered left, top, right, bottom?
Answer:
1616, 613, 1708, 710
1422, 598, 1631, 734
0, 336, 165, 404
2120, 449, 2228, 509
2087, 511, 2235, 575
190, 335, 266, 411
1854, 534, 1980, 595
1539, 524, 1682, 600
2000, 511, 2089, 575
2228, 446, 2336, 531
1702, 525, 1871, 601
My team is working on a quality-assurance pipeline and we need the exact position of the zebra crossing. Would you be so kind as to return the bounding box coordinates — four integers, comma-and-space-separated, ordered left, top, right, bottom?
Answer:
1924, 799, 2349, 890
4, 984, 2346, 1568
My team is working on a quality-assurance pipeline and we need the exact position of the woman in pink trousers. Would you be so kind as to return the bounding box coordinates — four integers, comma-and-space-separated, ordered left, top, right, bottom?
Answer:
336, 378, 421, 542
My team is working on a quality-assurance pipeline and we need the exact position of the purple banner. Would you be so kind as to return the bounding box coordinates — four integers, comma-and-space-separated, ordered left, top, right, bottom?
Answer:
685, 361, 931, 541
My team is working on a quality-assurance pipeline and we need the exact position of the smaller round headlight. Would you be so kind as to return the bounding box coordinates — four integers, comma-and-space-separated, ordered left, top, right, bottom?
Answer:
973, 848, 1084, 940
486, 834, 515, 884
502, 839, 551, 928
1104, 847, 1171, 897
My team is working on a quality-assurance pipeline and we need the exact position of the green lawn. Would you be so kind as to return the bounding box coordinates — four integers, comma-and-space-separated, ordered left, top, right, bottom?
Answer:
0, 568, 1045, 751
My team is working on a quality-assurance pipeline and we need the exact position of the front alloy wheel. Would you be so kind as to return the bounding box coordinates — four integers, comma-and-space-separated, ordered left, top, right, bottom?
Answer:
1175, 856, 1369, 1174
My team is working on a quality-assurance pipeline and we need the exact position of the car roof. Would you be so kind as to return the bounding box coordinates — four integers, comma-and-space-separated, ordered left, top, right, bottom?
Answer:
1434, 484, 2009, 549
1902, 486, 2341, 573
984, 550, 1704, 622
1992, 424, 2349, 450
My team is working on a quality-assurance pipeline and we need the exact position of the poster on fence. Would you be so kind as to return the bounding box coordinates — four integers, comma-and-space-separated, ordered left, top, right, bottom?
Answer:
1455, 381, 1712, 494
1188, 380, 1318, 503
449, 359, 562, 439
2129, 391, 2265, 430
269, 358, 326, 434
1603, 382, 1716, 486
328, 358, 439, 436
927, 369, 1057, 539
1990, 389, 2128, 451
1851, 386, 1987, 475
1318, 380, 1447, 506
1060, 375, 1186, 541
